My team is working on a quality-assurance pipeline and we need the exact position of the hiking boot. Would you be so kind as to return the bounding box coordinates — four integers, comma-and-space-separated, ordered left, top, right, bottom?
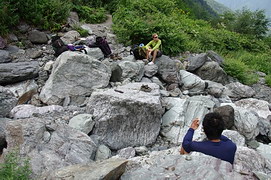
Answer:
140, 85, 152, 92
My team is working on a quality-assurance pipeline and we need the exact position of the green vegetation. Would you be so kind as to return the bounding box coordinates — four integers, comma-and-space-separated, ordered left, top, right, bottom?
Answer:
0, 149, 32, 180
0, 0, 108, 35
0, 0, 270, 87
112, 0, 271, 86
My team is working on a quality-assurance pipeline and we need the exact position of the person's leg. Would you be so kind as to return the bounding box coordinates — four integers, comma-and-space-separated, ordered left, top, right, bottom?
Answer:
151, 49, 158, 63
146, 49, 151, 60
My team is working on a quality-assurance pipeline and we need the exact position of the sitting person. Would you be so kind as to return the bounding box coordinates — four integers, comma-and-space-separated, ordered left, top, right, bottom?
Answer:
145, 33, 162, 65
180, 112, 237, 165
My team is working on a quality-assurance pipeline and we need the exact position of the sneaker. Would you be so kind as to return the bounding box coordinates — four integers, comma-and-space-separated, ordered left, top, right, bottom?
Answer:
140, 85, 152, 92
148, 62, 154, 65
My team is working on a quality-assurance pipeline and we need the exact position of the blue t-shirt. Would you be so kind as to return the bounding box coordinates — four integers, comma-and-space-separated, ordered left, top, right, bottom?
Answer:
182, 128, 237, 164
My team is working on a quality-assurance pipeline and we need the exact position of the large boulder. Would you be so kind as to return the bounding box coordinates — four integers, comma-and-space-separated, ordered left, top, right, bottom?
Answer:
214, 105, 235, 129
28, 30, 48, 44
234, 98, 271, 119
179, 70, 207, 94
43, 158, 128, 180
0, 86, 17, 118
5, 79, 38, 105
234, 146, 271, 177
0, 61, 39, 85
185, 53, 209, 72
195, 61, 229, 85
161, 96, 215, 144
252, 84, 271, 104
4, 118, 98, 178
87, 83, 164, 150
155, 56, 181, 84
121, 147, 247, 180
60, 30, 80, 44
229, 105, 260, 140
0, 50, 11, 63
10, 104, 64, 119
39, 51, 111, 105
118, 60, 144, 82
224, 82, 255, 101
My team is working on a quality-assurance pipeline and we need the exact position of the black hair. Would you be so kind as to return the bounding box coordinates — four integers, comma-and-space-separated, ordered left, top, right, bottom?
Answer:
202, 112, 224, 140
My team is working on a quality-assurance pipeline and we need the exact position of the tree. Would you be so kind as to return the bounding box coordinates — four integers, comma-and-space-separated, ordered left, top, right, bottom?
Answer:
220, 8, 270, 38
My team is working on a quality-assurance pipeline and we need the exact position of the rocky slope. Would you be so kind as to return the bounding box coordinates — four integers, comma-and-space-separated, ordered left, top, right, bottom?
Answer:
0, 12, 271, 179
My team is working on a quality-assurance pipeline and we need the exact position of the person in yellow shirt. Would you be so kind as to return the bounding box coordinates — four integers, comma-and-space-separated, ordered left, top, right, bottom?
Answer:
145, 33, 162, 65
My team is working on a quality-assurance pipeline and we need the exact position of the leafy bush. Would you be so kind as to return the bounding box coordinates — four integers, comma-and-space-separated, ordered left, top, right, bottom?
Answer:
0, 1, 19, 36
72, 26, 89, 37
73, 6, 107, 24
265, 74, 271, 87
0, 149, 32, 180
223, 57, 258, 85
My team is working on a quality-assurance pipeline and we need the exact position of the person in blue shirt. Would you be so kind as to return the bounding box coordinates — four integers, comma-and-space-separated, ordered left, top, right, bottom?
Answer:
180, 112, 237, 165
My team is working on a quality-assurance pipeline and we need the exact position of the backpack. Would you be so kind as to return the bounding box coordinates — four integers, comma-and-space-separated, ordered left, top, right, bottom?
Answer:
51, 36, 68, 57
89, 36, 112, 58
130, 44, 146, 60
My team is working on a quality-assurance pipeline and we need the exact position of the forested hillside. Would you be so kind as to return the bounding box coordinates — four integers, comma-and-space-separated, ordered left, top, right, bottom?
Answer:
0, 0, 271, 86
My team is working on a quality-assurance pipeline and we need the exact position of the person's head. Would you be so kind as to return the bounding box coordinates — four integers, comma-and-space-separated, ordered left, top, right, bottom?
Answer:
152, 33, 159, 41
202, 112, 224, 140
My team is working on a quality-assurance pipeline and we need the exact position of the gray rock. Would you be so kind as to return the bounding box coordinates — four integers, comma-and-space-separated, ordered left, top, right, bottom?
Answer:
121, 147, 246, 180
0, 61, 39, 85
195, 61, 229, 85
60, 30, 80, 44
10, 104, 64, 119
214, 105, 235, 129
0, 118, 11, 150
156, 56, 181, 84
206, 80, 226, 98
87, 83, 163, 150
4, 118, 98, 178
235, 98, 271, 119
0, 50, 11, 63
28, 30, 48, 44
109, 62, 123, 82
222, 130, 245, 146
5, 79, 38, 105
234, 146, 271, 175
185, 53, 209, 72
252, 84, 271, 104
207, 50, 224, 65
233, 105, 260, 140
95, 144, 112, 161
225, 82, 256, 101
179, 70, 206, 94
118, 60, 145, 82
40, 52, 111, 105
0, 86, 17, 118
117, 147, 136, 159
85, 47, 104, 60
67, 11, 80, 27
256, 143, 271, 162
68, 114, 94, 134
161, 96, 215, 144
44, 158, 128, 180
144, 64, 158, 77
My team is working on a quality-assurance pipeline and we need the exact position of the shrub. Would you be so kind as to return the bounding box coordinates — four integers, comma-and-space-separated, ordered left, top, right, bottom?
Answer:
73, 6, 107, 24
265, 74, 271, 87
0, 149, 32, 180
0, 1, 19, 36
72, 26, 89, 37
223, 57, 258, 85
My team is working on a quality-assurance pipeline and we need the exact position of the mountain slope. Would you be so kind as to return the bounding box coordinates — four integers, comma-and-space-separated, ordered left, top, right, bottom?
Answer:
214, 0, 271, 19
204, 0, 232, 14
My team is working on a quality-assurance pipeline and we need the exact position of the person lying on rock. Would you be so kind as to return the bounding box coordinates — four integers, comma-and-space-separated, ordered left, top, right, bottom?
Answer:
144, 33, 162, 65
180, 112, 237, 165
